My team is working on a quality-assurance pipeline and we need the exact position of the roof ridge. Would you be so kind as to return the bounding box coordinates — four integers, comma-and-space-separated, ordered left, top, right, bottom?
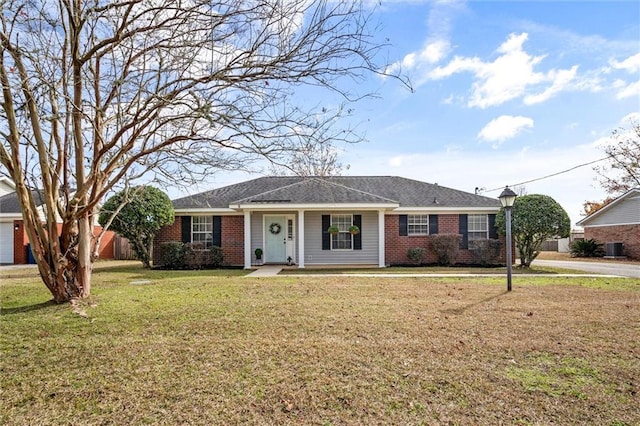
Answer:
317, 177, 399, 203
231, 177, 307, 203
232, 176, 400, 204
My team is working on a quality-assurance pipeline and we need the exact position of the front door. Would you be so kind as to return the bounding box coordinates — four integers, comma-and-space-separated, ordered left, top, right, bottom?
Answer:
264, 215, 287, 263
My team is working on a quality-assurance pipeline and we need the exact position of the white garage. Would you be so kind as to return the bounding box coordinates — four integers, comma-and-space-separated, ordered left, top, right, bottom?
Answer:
0, 222, 14, 264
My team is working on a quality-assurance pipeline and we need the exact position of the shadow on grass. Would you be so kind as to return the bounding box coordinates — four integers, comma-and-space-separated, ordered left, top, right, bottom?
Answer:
440, 291, 508, 315
1, 300, 57, 315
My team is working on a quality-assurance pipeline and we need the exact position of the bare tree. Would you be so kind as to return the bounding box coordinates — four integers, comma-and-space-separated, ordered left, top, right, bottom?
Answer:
583, 120, 640, 216
1, 0, 407, 302
270, 106, 352, 176
594, 120, 640, 195
288, 141, 350, 177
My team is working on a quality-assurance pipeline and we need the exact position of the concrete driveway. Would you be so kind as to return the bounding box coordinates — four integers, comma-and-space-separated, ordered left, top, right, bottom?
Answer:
532, 259, 640, 278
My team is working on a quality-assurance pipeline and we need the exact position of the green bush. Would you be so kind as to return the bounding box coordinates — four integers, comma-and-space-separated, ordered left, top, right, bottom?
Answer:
570, 239, 605, 258
407, 247, 425, 264
429, 234, 460, 266
211, 245, 224, 267
469, 239, 503, 266
159, 242, 224, 269
159, 242, 185, 269
184, 243, 208, 269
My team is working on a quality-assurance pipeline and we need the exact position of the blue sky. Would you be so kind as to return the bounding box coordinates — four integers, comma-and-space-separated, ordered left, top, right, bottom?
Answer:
178, 0, 640, 227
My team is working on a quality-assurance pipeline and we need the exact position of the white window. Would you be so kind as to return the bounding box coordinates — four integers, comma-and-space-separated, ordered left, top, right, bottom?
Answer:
287, 219, 293, 240
331, 214, 353, 250
408, 214, 429, 235
468, 214, 488, 240
192, 216, 213, 249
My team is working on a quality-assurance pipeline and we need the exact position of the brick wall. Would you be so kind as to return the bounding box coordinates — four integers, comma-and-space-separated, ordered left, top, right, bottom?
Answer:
385, 215, 432, 264
95, 227, 115, 259
220, 216, 244, 266
153, 216, 183, 265
384, 214, 507, 265
13, 220, 27, 264
153, 216, 245, 267
584, 224, 640, 260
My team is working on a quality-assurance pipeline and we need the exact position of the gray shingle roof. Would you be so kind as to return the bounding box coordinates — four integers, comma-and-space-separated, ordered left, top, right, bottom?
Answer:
232, 178, 397, 205
0, 190, 45, 214
173, 176, 500, 209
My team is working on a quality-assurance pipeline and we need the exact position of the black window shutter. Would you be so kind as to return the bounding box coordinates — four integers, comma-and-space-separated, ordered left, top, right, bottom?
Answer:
213, 216, 222, 247
399, 215, 408, 236
429, 214, 439, 235
353, 214, 362, 250
459, 214, 468, 249
488, 214, 497, 239
322, 215, 331, 250
181, 216, 192, 243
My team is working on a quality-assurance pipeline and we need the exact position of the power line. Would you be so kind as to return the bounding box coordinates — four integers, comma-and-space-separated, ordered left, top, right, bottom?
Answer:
481, 156, 609, 194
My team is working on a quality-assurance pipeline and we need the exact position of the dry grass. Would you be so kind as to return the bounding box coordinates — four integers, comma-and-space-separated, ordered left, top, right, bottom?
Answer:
1, 264, 639, 425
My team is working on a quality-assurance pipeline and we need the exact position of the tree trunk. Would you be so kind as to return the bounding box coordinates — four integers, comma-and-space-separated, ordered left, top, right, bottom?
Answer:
24, 212, 94, 303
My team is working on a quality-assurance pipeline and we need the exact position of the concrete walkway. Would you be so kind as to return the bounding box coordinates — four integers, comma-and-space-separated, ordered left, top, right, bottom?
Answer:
245, 265, 284, 277
533, 259, 640, 278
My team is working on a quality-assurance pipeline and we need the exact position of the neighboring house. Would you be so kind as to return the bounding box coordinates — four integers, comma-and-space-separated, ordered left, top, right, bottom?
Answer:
0, 177, 18, 263
576, 188, 640, 260
0, 179, 115, 264
154, 176, 505, 268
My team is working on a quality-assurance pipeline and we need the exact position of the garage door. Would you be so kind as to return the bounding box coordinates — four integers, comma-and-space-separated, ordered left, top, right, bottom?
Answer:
0, 222, 14, 264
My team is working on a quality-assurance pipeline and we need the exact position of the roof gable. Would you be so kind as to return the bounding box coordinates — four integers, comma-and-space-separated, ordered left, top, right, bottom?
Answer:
576, 188, 640, 226
0, 189, 47, 216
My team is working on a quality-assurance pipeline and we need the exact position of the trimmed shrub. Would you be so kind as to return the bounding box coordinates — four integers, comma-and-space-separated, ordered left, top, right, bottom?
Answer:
469, 239, 503, 266
184, 242, 209, 269
570, 239, 605, 258
211, 245, 224, 267
407, 247, 425, 264
429, 234, 460, 266
159, 242, 185, 269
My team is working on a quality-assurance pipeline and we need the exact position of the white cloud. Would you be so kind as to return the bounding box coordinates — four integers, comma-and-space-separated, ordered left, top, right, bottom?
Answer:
429, 31, 638, 108
610, 52, 640, 73
384, 0, 460, 76
524, 65, 578, 105
615, 80, 640, 100
428, 32, 586, 108
477, 115, 534, 146
386, 39, 452, 75
422, 40, 451, 64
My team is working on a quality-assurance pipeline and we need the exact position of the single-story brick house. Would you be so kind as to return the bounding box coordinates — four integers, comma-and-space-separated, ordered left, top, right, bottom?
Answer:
576, 188, 640, 260
154, 176, 507, 268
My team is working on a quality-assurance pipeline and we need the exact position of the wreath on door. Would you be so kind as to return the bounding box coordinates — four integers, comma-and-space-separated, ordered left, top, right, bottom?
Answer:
269, 223, 282, 235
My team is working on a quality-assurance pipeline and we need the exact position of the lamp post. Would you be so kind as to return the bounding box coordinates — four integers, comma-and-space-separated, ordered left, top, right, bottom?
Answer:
499, 186, 517, 292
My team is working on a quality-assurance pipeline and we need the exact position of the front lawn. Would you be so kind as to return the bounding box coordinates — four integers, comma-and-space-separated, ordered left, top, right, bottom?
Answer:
1, 264, 639, 425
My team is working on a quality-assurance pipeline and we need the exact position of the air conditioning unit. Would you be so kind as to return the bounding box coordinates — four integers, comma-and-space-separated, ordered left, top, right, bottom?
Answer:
605, 242, 624, 257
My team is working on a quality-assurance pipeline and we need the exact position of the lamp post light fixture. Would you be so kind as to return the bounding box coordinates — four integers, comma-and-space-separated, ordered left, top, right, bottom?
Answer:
499, 186, 517, 292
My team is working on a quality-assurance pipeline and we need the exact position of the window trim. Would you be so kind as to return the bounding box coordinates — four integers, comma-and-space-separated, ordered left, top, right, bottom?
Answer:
467, 214, 489, 240
407, 214, 429, 236
330, 214, 354, 251
191, 215, 214, 250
